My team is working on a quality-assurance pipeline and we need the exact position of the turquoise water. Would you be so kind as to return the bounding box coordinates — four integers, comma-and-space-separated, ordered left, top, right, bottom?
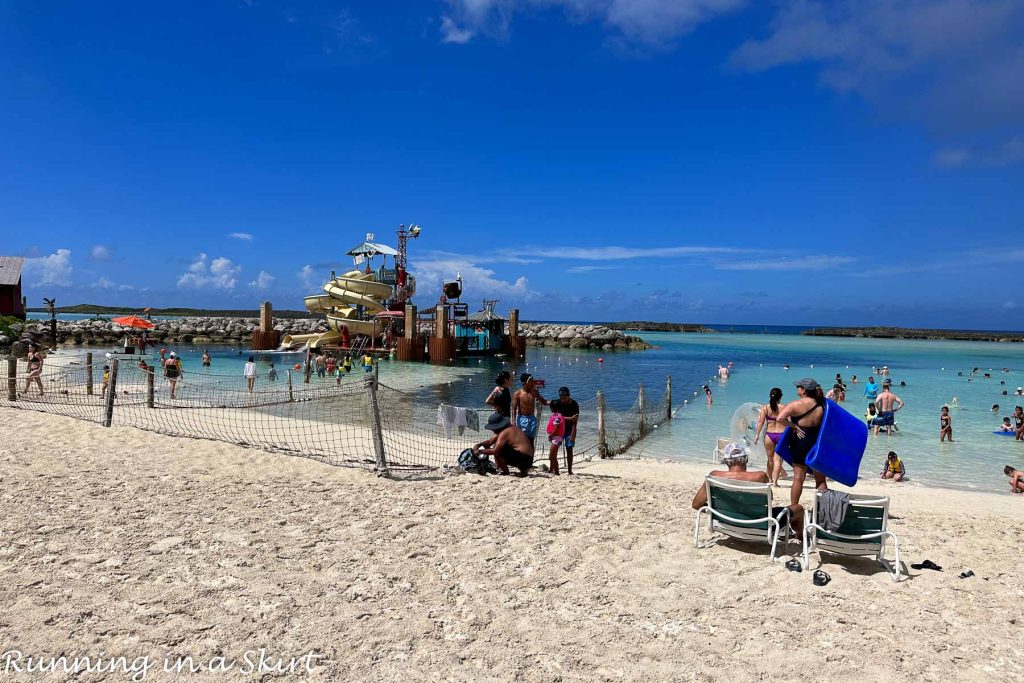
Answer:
80, 332, 1024, 492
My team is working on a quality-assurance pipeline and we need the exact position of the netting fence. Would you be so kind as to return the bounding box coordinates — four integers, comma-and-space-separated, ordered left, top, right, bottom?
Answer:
1, 353, 677, 473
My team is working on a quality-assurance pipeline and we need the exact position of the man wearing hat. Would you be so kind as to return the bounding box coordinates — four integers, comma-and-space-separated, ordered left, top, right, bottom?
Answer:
774, 378, 828, 508
473, 412, 535, 477
691, 446, 804, 536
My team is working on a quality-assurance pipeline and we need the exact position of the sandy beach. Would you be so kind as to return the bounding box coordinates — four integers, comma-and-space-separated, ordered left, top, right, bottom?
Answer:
2, 407, 1023, 682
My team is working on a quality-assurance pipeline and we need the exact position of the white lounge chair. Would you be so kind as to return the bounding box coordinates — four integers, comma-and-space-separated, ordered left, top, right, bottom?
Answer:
693, 476, 791, 561
802, 492, 902, 581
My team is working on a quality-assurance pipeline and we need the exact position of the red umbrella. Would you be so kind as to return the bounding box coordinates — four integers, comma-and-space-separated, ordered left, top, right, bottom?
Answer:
112, 315, 155, 330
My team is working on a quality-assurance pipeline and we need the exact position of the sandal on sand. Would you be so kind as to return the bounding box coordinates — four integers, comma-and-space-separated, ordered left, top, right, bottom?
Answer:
813, 570, 831, 586
911, 560, 942, 571
785, 559, 803, 573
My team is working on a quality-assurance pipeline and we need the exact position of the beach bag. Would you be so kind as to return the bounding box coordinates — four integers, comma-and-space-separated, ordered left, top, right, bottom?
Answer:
458, 448, 495, 476
546, 413, 565, 438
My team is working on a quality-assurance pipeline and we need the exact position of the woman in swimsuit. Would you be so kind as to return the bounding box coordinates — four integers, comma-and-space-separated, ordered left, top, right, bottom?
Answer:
753, 387, 789, 486
1005, 465, 1024, 493
164, 351, 183, 399
23, 343, 45, 396
939, 406, 953, 442
774, 378, 829, 507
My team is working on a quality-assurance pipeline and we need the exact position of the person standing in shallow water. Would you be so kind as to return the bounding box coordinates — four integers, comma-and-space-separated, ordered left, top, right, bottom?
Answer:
754, 387, 789, 486
244, 355, 257, 393
939, 406, 953, 442
774, 378, 828, 508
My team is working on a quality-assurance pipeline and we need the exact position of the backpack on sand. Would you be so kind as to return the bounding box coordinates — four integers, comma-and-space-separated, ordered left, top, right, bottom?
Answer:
458, 448, 496, 476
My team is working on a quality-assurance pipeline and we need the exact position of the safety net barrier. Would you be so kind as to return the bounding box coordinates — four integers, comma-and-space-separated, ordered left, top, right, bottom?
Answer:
1, 354, 678, 473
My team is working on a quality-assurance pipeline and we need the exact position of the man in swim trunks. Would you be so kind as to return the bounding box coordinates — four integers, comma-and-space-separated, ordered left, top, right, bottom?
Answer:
873, 384, 904, 436
473, 413, 535, 477
512, 373, 549, 446
863, 376, 878, 402
774, 378, 828, 508
691, 449, 804, 536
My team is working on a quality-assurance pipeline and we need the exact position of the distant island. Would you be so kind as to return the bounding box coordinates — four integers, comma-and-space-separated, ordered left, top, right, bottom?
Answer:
604, 321, 715, 333
27, 303, 312, 319
803, 327, 1024, 342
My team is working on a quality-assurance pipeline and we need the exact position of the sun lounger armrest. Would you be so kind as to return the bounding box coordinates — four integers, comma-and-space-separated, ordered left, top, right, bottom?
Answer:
805, 523, 892, 542
709, 510, 775, 526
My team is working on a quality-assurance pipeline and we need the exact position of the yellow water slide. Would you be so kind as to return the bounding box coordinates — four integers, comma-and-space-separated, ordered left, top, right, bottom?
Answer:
283, 270, 393, 349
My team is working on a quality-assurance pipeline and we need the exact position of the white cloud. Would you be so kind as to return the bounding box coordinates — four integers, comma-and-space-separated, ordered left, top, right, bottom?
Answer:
441, 0, 745, 46
25, 249, 72, 286
730, 0, 1024, 165
91, 276, 135, 292
413, 257, 534, 302
1003, 300, 1017, 310
534, 245, 748, 261
566, 264, 622, 273
298, 264, 319, 290
440, 16, 475, 43
90, 244, 112, 260
229, 232, 254, 242
177, 253, 241, 290
715, 255, 856, 271
249, 270, 276, 289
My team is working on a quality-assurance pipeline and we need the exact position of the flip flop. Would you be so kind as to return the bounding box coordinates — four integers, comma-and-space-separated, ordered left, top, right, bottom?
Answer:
813, 570, 831, 586
785, 559, 803, 573
911, 560, 943, 571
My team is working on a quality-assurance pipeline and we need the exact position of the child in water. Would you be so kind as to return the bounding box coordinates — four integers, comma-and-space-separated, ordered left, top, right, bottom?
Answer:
702, 385, 712, 405
939, 406, 953, 442
881, 451, 906, 482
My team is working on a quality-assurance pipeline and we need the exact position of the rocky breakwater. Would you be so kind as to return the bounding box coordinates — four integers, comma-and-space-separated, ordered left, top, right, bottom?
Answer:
1, 317, 329, 356
519, 323, 652, 351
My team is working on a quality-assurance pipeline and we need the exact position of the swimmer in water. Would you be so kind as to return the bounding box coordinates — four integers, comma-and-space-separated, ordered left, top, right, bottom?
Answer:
939, 406, 953, 442
998, 417, 1014, 433
703, 385, 713, 405
783, 364, 790, 371
951, 396, 960, 408
993, 404, 1000, 413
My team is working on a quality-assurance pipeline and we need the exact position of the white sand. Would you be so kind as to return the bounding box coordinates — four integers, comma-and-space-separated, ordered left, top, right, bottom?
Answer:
2, 407, 1024, 681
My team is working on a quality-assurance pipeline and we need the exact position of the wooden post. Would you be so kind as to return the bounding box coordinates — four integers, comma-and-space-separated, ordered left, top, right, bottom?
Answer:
287, 369, 294, 402
404, 304, 417, 338
374, 357, 379, 383
365, 376, 388, 476
102, 358, 119, 427
86, 352, 94, 396
665, 374, 672, 420
7, 357, 16, 401
435, 304, 449, 338
304, 348, 312, 384
597, 390, 607, 458
637, 383, 646, 436
146, 368, 154, 408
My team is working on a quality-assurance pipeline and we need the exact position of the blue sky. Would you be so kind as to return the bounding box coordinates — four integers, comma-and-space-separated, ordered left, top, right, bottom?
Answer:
2, 1, 1023, 327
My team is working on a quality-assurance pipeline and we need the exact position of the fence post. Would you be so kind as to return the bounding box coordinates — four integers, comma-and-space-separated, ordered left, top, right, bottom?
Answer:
103, 358, 119, 427
304, 349, 312, 384
7, 357, 16, 401
146, 369, 154, 408
374, 357, 379, 384
287, 369, 294, 402
597, 390, 608, 459
637, 383, 646, 436
86, 352, 93, 396
665, 374, 672, 420
364, 376, 388, 476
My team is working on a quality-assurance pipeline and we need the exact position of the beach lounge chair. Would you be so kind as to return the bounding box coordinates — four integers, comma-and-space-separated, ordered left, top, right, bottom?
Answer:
693, 476, 791, 561
802, 492, 902, 581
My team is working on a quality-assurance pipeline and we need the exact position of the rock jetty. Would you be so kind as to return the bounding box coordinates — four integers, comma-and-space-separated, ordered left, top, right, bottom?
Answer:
519, 323, 652, 351
804, 327, 1024, 343
1, 318, 651, 355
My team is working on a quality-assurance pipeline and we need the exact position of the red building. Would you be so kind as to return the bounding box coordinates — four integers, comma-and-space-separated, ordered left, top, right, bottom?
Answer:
0, 257, 26, 318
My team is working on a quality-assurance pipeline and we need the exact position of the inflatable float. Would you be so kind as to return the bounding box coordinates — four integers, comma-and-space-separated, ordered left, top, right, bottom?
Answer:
775, 399, 868, 487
